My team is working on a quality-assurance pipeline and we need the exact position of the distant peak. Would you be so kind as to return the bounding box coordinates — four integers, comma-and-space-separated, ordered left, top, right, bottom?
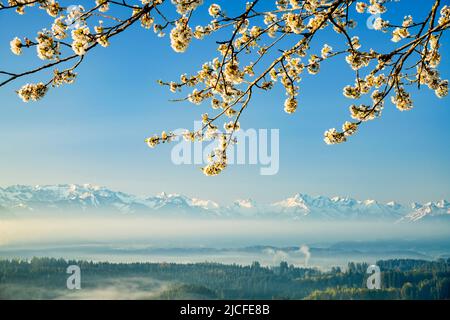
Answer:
363, 199, 377, 206
82, 183, 101, 190
331, 196, 351, 202
1, 184, 449, 222
155, 192, 183, 199
234, 199, 255, 208
386, 201, 399, 206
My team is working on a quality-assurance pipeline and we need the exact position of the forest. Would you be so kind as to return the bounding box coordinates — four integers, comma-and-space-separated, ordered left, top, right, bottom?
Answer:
0, 258, 449, 299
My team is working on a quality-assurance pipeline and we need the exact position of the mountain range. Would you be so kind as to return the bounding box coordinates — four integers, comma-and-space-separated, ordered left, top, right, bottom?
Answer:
0, 184, 448, 222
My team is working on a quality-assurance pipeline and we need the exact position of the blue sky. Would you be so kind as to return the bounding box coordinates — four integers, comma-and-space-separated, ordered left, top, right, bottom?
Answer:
0, 0, 449, 204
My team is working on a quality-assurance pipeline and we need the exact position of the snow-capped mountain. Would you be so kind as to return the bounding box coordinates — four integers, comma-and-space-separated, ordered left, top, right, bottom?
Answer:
269, 193, 408, 220
0, 184, 219, 217
399, 200, 450, 222
144, 192, 220, 216
224, 199, 260, 217
0, 184, 148, 213
271, 193, 311, 218
0, 184, 448, 222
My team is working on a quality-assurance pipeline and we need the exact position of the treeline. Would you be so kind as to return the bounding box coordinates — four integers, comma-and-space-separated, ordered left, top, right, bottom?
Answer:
0, 258, 449, 299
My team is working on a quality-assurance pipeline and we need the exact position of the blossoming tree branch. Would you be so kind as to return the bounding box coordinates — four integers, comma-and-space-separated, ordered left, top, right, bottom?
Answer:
1, 0, 449, 175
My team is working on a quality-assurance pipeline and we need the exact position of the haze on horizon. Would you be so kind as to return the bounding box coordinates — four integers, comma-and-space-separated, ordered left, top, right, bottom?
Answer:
1, 215, 449, 247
